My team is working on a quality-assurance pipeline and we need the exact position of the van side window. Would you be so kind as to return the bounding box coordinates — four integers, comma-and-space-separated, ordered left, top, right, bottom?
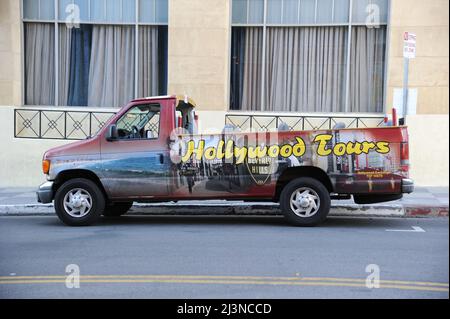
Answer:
116, 104, 160, 140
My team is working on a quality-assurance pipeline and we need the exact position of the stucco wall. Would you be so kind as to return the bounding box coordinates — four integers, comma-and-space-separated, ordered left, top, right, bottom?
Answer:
406, 114, 449, 186
0, 106, 68, 188
386, 0, 449, 114
0, 0, 21, 106
167, 0, 230, 112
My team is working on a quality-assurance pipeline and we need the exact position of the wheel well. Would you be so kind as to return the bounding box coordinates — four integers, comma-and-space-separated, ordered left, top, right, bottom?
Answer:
274, 166, 333, 202
53, 169, 108, 200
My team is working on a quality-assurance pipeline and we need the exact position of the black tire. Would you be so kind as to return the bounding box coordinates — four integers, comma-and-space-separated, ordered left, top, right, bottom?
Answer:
280, 177, 331, 227
54, 178, 105, 226
103, 202, 133, 217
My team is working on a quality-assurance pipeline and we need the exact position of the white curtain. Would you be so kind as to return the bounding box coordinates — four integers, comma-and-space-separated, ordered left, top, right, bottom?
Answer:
138, 26, 159, 98
241, 27, 263, 111
58, 25, 72, 106
25, 23, 55, 105
349, 26, 387, 113
88, 25, 135, 107
264, 27, 348, 112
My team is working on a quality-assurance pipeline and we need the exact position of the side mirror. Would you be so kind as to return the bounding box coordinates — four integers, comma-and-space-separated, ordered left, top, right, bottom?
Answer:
106, 124, 119, 141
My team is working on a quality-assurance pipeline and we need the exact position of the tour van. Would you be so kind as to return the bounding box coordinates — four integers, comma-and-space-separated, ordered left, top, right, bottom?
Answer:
37, 95, 414, 226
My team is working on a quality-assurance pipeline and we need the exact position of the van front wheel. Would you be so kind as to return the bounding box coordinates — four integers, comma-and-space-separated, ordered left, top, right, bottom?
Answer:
54, 178, 105, 226
280, 177, 331, 227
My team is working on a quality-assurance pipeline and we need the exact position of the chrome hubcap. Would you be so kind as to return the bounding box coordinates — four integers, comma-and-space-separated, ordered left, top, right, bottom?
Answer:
63, 188, 92, 218
290, 187, 320, 218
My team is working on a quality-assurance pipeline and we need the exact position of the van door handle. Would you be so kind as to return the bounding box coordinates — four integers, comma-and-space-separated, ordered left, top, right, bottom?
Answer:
159, 154, 164, 164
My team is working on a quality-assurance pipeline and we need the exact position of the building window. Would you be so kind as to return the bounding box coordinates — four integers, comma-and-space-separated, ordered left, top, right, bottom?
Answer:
230, 0, 388, 113
22, 0, 168, 108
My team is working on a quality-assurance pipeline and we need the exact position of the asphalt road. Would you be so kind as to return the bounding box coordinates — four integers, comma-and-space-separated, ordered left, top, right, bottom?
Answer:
0, 215, 448, 299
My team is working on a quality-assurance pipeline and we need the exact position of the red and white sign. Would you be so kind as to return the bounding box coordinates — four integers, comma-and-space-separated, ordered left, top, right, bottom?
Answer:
403, 32, 416, 59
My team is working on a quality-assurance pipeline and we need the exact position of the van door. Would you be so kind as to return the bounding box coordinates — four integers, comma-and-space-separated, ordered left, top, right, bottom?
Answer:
100, 102, 170, 199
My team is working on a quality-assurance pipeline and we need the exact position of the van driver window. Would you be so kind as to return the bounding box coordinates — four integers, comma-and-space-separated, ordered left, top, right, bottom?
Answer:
116, 104, 160, 140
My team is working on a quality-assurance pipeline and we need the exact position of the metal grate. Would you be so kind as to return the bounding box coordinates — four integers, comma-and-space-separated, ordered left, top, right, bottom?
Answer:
225, 114, 386, 132
15, 109, 116, 140
14, 109, 386, 140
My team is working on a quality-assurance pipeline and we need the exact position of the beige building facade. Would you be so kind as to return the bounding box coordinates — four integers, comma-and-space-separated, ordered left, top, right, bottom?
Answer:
0, 0, 448, 187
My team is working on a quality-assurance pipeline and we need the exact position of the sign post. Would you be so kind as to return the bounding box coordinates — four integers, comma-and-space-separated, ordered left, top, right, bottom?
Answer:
402, 32, 416, 124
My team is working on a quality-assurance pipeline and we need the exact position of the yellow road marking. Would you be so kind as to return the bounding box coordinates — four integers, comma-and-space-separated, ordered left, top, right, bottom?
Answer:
0, 279, 447, 292
0, 275, 448, 293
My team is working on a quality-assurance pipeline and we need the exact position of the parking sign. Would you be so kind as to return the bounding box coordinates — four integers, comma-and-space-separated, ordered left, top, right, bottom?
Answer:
403, 32, 417, 59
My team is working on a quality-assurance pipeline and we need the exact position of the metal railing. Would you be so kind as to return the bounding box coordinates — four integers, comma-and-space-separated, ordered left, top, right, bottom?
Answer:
225, 114, 386, 131
14, 108, 386, 140
14, 109, 116, 140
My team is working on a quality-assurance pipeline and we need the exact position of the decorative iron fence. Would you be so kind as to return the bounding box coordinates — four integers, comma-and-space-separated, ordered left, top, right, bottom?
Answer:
14, 109, 116, 140
225, 114, 386, 132
14, 109, 386, 140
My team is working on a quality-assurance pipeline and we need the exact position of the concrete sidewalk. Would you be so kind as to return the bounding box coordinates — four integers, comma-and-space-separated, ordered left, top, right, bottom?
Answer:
0, 186, 447, 218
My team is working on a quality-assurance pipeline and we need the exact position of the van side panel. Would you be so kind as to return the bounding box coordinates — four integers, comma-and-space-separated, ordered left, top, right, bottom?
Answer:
168, 127, 405, 199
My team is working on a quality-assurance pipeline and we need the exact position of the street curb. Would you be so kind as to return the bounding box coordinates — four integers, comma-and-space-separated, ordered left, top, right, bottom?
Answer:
0, 202, 447, 218
404, 206, 450, 217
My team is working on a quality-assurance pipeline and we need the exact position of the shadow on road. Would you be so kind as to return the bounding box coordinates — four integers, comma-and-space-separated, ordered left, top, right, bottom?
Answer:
35, 214, 425, 229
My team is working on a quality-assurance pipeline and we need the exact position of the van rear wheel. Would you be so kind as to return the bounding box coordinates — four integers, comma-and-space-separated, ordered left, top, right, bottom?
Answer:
54, 178, 105, 226
280, 177, 331, 227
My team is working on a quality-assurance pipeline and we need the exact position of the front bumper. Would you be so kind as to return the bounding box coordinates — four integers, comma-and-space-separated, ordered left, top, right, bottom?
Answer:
36, 181, 54, 204
402, 178, 415, 194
